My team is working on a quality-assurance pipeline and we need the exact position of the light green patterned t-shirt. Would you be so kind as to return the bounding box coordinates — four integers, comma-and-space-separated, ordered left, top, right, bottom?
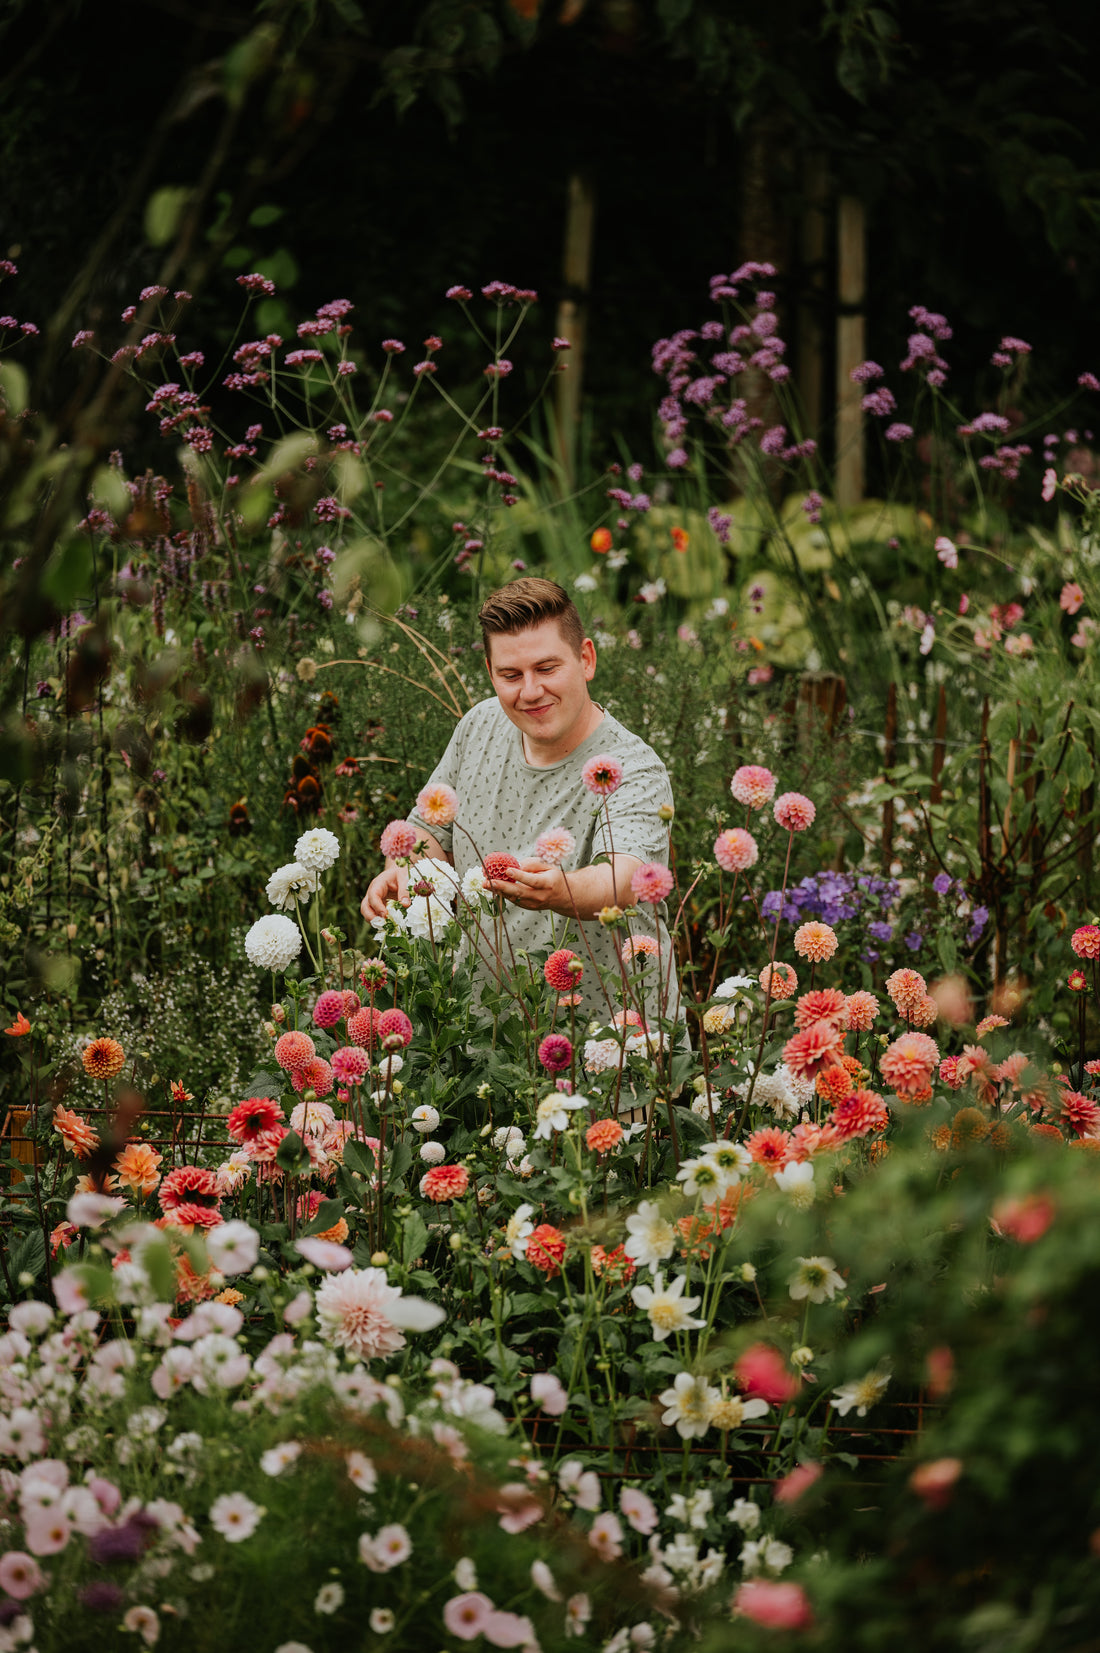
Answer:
407, 696, 681, 1029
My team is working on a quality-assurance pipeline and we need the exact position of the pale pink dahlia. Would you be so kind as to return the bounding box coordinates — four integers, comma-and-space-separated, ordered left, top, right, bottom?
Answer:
714, 827, 759, 873
631, 862, 673, 904
535, 826, 576, 865
380, 819, 419, 859
783, 1019, 845, 1081
759, 961, 798, 1000
622, 934, 660, 965
885, 968, 927, 1017
730, 764, 777, 809
314, 1267, 411, 1361
880, 1031, 940, 1096
415, 782, 458, 827
773, 791, 816, 832
793, 921, 838, 963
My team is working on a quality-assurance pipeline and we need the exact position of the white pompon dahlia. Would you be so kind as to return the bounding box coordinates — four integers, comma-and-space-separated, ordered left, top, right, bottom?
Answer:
314, 1267, 443, 1362
245, 913, 303, 972
294, 827, 341, 871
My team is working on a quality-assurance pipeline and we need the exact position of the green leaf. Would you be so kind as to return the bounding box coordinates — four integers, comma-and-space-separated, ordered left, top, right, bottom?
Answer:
145, 186, 191, 246
343, 1140, 378, 1177
301, 1198, 345, 1237
275, 1129, 311, 1175
403, 1211, 429, 1267
388, 1140, 413, 1184
936, 928, 958, 974
248, 204, 284, 228
42, 535, 96, 607
243, 1070, 281, 1099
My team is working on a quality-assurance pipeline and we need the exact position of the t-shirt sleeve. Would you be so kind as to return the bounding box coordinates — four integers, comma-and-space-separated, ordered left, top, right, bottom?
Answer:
593, 745, 673, 866
405, 715, 467, 856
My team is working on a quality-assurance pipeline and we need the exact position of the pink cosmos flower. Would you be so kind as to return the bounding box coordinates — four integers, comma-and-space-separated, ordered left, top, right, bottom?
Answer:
530, 1372, 569, 1415
714, 827, 759, 873
444, 1593, 495, 1640
934, 535, 958, 568
773, 791, 816, 831
774, 1461, 823, 1504
730, 764, 777, 808
415, 782, 459, 827
734, 1580, 814, 1631
535, 826, 575, 864
581, 753, 623, 797
0, 1550, 45, 1599
1060, 582, 1085, 615
619, 1486, 659, 1534
588, 1511, 624, 1560
1041, 467, 1058, 502
380, 819, 419, 859
631, 862, 673, 904
483, 1611, 538, 1648
496, 1484, 543, 1534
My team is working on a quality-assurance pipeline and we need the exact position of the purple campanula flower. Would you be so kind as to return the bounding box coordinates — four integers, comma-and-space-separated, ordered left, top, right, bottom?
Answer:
967, 905, 989, 944
904, 931, 923, 951
868, 920, 893, 943
932, 872, 952, 895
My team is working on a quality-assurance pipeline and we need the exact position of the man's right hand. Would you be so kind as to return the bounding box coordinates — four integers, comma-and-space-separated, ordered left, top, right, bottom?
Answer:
360, 863, 407, 921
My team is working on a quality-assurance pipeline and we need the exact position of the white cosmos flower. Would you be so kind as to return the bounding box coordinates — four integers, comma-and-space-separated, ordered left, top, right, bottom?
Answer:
631, 1272, 707, 1341
347, 1450, 378, 1492
530, 1559, 560, 1600
773, 1160, 815, 1209
295, 827, 340, 872
209, 1491, 264, 1542
245, 913, 303, 972
699, 1140, 751, 1176
788, 1256, 846, 1304
205, 1220, 260, 1276
505, 1203, 535, 1258
623, 1201, 676, 1270
832, 1365, 891, 1417
658, 1372, 720, 1440
66, 1191, 127, 1229
260, 1441, 302, 1477
315, 1582, 345, 1614
265, 861, 320, 910
534, 1091, 587, 1140
558, 1459, 601, 1511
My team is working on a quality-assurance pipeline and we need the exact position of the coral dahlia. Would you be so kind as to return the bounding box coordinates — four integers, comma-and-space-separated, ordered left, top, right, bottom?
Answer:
53, 1104, 99, 1159
227, 1097, 284, 1144
420, 1164, 470, 1202
794, 988, 847, 1029
82, 1037, 126, 1080
759, 961, 798, 1000
880, 1031, 940, 1097
773, 792, 816, 832
793, 921, 838, 963
581, 753, 623, 797
544, 949, 582, 992
730, 764, 777, 809
274, 1031, 316, 1074
526, 1223, 567, 1275
714, 828, 758, 873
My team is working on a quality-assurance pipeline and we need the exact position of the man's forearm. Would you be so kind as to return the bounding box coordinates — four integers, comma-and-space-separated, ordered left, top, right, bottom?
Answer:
549, 856, 641, 922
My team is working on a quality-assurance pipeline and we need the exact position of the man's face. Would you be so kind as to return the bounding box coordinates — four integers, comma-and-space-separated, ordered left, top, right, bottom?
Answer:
485, 618, 597, 759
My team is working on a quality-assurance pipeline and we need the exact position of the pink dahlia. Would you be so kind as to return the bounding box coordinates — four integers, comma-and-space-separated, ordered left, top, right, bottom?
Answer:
227, 1096, 285, 1145
938, 1055, 966, 1090
292, 1056, 334, 1097
538, 1033, 573, 1073
314, 1266, 434, 1361
526, 1223, 566, 1275
331, 1045, 371, 1084
313, 990, 346, 1029
976, 1014, 1009, 1037
347, 1006, 383, 1049
1071, 924, 1100, 960
734, 1342, 799, 1404
415, 782, 459, 827
759, 961, 798, 1000
482, 852, 521, 883
773, 791, 816, 832
885, 967, 928, 1018
159, 1165, 220, 1217
880, 1031, 940, 1096
829, 1088, 890, 1140
714, 827, 759, 873
794, 988, 847, 1029
631, 862, 673, 904
380, 819, 419, 859
544, 949, 582, 992
744, 1126, 791, 1171
793, 921, 838, 963
622, 934, 659, 965
730, 764, 777, 809
420, 1164, 470, 1202
378, 1007, 413, 1048
535, 826, 575, 865
274, 1030, 316, 1074
1058, 1088, 1100, 1138
843, 990, 879, 1032
783, 1019, 845, 1081
581, 753, 623, 797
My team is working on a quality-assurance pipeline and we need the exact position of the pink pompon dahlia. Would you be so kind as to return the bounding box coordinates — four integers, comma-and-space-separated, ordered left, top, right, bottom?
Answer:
773, 791, 816, 832
793, 921, 838, 963
783, 1019, 845, 1081
885, 967, 928, 1017
360, 958, 387, 993
714, 827, 759, 873
631, 862, 674, 905
331, 1045, 371, 1084
380, 819, 419, 860
292, 1056, 334, 1097
544, 949, 583, 991
1070, 924, 1100, 959
730, 764, 777, 809
622, 933, 660, 965
829, 1088, 890, 1140
794, 988, 847, 1029
275, 1030, 316, 1073
313, 990, 346, 1029
227, 1096, 285, 1144
415, 782, 459, 828
843, 991, 879, 1031
378, 1008, 413, 1048
759, 961, 798, 1000
581, 753, 623, 797
347, 1006, 383, 1049
880, 1031, 940, 1097
483, 852, 521, 883
535, 826, 575, 865
538, 1033, 573, 1073
420, 1163, 470, 1201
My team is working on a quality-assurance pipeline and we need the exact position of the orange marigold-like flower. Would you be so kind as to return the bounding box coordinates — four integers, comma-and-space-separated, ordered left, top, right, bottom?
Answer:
586, 1118, 624, 1154
815, 1062, 856, 1105
82, 1037, 125, 1080
5, 1011, 31, 1036
828, 1088, 890, 1140
885, 968, 927, 1018
929, 1123, 953, 1152
421, 1163, 470, 1202
843, 991, 879, 1032
214, 1287, 245, 1306
314, 1216, 350, 1244
793, 922, 837, 963
879, 1031, 940, 1097
1030, 1122, 1064, 1144
114, 1142, 163, 1196
794, 988, 847, 1030
759, 962, 798, 1000
53, 1104, 99, 1159
527, 1223, 567, 1275
950, 1107, 989, 1148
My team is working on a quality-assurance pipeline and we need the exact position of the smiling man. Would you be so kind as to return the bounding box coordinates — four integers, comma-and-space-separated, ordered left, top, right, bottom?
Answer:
361, 577, 680, 1027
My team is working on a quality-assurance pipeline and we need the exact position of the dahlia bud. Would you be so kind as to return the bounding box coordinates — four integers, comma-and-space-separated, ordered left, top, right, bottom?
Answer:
597, 905, 623, 927
740, 1263, 757, 1283
658, 803, 675, 822
370, 1251, 389, 1266
791, 1345, 814, 1367
271, 1004, 286, 1024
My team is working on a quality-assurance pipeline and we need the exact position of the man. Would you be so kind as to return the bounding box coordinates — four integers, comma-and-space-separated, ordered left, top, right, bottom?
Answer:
361, 577, 679, 1028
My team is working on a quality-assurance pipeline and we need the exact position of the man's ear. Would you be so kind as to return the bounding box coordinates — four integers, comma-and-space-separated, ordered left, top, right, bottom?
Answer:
581, 637, 597, 681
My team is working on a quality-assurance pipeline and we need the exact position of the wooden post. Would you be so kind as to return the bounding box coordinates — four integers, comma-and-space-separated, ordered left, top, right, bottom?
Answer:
796, 152, 829, 441
835, 195, 866, 508
553, 171, 596, 489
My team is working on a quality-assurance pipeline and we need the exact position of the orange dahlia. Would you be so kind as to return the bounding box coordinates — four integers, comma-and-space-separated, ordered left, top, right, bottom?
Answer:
82, 1037, 125, 1080
526, 1223, 567, 1275
586, 1117, 624, 1154
114, 1142, 163, 1196
53, 1104, 99, 1159
792, 922, 838, 964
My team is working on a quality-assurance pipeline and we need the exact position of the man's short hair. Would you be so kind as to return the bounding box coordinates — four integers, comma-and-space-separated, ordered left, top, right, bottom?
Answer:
478, 577, 585, 658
